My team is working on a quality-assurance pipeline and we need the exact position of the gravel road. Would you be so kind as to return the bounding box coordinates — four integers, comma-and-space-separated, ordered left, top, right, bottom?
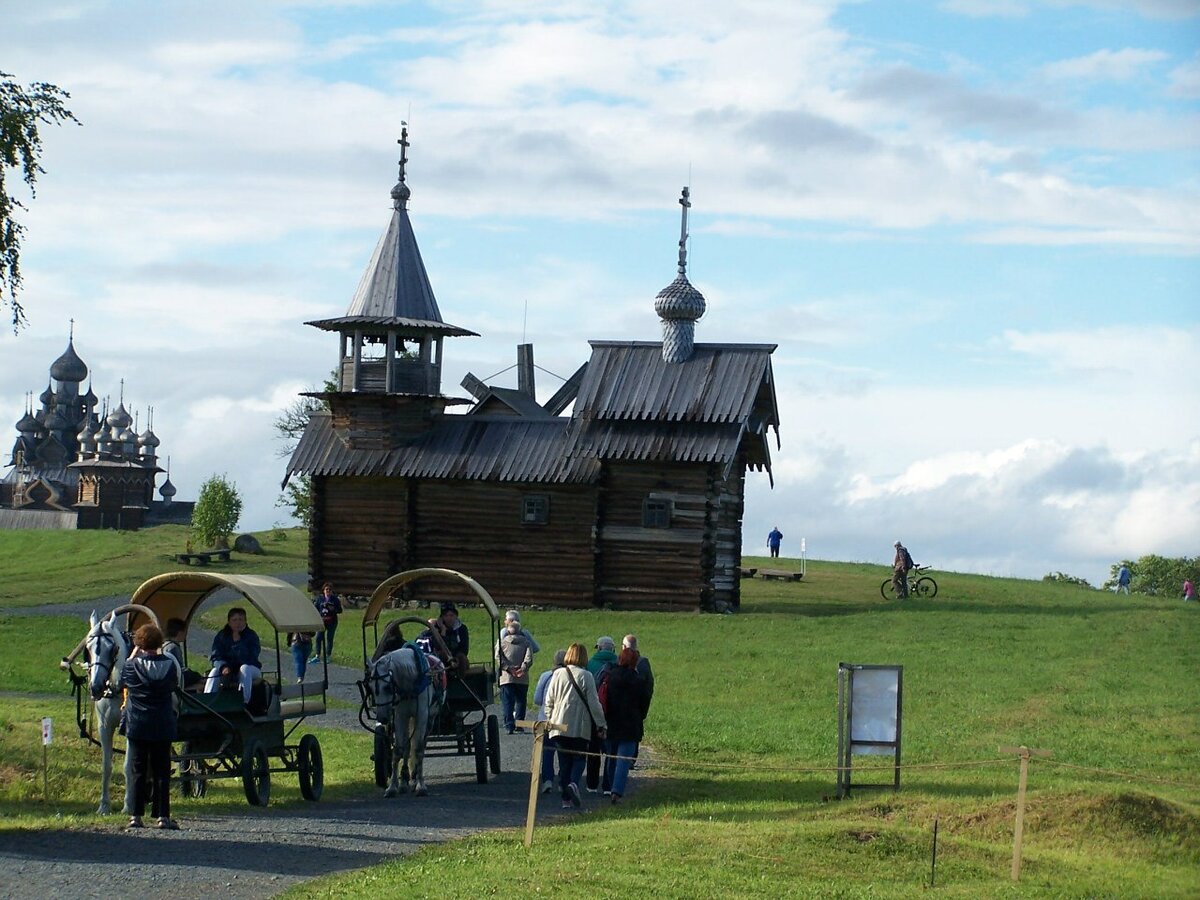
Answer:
0, 577, 627, 898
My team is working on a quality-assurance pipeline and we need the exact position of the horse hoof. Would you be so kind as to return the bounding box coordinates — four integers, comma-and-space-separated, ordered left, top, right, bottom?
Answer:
415, 784, 428, 797
97, 804, 110, 815
384, 787, 398, 799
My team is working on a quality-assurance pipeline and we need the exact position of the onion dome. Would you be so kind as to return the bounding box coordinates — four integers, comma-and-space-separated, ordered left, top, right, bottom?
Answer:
44, 406, 70, 432
117, 426, 134, 445
95, 425, 112, 448
137, 427, 160, 449
655, 187, 706, 364
77, 414, 97, 443
106, 402, 132, 429
159, 477, 177, 500
39, 383, 54, 407
82, 385, 98, 409
50, 339, 88, 383
16, 410, 40, 434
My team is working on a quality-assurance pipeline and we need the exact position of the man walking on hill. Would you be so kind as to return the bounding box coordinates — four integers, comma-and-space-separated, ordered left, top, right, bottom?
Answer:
1116, 564, 1132, 595
892, 540, 914, 600
767, 526, 783, 559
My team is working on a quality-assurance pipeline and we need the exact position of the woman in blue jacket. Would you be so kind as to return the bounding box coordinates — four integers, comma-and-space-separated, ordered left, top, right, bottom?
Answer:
120, 623, 180, 829
204, 607, 262, 703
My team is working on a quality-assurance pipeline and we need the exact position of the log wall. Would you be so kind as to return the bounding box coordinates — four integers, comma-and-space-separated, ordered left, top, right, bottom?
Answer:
311, 475, 409, 595
409, 480, 598, 609
597, 462, 712, 611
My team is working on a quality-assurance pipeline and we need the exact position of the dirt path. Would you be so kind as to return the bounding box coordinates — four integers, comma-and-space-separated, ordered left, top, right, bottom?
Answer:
0, 579, 626, 898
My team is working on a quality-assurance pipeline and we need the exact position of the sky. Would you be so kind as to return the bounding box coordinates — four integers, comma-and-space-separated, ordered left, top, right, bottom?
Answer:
2, 0, 1197, 588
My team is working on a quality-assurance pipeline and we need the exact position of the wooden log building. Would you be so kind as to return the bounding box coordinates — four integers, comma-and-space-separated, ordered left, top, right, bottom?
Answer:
285, 132, 780, 611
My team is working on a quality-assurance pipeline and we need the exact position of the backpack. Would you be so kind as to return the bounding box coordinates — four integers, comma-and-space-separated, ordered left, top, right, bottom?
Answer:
902, 548, 914, 572
596, 663, 613, 714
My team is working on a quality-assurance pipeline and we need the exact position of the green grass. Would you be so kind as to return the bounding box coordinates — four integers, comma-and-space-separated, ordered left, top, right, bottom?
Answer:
2, 543, 1198, 897
0, 525, 308, 608
0, 695, 372, 828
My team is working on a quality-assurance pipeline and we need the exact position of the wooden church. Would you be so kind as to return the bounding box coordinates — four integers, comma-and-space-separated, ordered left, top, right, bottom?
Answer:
285, 131, 780, 611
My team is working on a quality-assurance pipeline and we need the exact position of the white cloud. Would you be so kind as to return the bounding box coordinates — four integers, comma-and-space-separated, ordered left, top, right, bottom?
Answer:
1043, 48, 1167, 81
1169, 53, 1200, 98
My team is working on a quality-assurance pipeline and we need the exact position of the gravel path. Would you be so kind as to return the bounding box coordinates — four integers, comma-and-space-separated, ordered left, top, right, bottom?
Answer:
1, 577, 632, 898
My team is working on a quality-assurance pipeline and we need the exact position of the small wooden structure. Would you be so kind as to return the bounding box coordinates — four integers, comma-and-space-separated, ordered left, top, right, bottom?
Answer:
285, 135, 781, 612
759, 568, 803, 582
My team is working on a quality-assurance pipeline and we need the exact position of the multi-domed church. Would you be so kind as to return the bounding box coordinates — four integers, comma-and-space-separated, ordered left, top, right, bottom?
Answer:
1, 327, 188, 530
285, 131, 780, 612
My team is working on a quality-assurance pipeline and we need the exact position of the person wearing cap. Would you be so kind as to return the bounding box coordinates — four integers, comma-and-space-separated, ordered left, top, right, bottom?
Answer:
584, 636, 619, 790
892, 541, 915, 600
496, 614, 535, 733
504, 609, 540, 654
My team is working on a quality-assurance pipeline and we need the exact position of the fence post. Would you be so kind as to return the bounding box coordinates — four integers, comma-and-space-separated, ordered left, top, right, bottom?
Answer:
520, 719, 566, 848
999, 745, 1052, 881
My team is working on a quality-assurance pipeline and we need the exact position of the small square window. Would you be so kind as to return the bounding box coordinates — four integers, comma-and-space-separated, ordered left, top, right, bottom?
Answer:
642, 497, 671, 528
522, 494, 550, 525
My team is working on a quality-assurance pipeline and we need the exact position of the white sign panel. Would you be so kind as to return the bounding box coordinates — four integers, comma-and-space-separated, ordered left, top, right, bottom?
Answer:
41, 717, 52, 745
850, 668, 898, 755
800, 538, 806, 553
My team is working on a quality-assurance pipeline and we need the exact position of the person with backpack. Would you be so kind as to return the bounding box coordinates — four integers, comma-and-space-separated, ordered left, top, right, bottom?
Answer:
892, 541, 915, 600
120, 623, 180, 830
603, 647, 651, 804
585, 636, 618, 791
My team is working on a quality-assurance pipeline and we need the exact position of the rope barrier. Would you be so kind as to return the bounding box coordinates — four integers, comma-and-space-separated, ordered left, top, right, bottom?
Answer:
549, 745, 1200, 788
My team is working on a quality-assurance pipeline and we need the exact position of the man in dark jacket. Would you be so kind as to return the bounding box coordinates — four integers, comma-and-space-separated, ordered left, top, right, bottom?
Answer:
120, 623, 179, 830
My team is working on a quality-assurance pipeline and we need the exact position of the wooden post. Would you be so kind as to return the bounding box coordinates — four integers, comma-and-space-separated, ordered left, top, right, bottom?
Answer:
520, 718, 566, 849
999, 745, 1052, 881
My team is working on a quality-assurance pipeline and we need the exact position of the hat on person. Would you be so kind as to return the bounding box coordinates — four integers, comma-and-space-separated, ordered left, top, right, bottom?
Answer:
894, 540, 902, 547
505, 609, 521, 623
440, 602, 458, 615
596, 635, 615, 651
553, 649, 567, 666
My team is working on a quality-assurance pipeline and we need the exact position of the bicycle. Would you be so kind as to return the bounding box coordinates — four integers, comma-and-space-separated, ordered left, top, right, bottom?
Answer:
880, 565, 938, 600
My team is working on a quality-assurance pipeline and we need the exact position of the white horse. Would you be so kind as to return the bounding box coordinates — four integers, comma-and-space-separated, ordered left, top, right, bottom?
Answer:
371, 644, 443, 798
80, 611, 133, 815
64, 604, 167, 815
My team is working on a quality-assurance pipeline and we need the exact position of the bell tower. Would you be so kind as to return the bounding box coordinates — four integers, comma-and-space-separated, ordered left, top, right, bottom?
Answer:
304, 126, 477, 449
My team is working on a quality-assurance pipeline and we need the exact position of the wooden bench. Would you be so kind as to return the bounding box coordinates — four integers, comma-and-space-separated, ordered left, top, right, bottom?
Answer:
739, 567, 758, 578
175, 549, 232, 565
759, 568, 803, 582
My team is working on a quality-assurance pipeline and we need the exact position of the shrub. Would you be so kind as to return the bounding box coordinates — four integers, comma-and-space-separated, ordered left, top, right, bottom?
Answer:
191, 474, 243, 549
1042, 572, 1093, 588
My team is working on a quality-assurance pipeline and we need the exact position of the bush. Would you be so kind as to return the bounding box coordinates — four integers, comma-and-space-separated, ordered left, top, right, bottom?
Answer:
191, 474, 243, 549
1043, 572, 1093, 588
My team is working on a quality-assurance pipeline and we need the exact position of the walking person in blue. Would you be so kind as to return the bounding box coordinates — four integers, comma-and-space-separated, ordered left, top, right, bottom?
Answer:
311, 582, 343, 663
767, 526, 783, 558
1116, 564, 1132, 595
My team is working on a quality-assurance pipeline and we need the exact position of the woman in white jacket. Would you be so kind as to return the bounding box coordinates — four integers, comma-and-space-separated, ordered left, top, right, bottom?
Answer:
542, 642, 607, 809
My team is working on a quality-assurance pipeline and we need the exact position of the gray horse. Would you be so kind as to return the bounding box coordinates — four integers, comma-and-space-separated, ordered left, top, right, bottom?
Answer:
371, 644, 443, 797
81, 611, 134, 815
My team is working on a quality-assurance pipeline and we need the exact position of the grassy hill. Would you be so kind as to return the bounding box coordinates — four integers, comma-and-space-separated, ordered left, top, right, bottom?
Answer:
0, 524, 308, 607
0, 539, 1196, 897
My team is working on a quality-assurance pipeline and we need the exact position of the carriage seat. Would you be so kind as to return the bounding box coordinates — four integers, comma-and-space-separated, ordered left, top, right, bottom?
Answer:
278, 681, 326, 718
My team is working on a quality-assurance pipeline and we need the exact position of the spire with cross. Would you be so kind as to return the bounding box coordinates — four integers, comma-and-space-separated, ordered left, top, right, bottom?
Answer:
392, 122, 412, 210
676, 186, 691, 277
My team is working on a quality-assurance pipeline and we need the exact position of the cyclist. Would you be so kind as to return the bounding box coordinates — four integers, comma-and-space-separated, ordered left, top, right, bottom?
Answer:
892, 540, 915, 599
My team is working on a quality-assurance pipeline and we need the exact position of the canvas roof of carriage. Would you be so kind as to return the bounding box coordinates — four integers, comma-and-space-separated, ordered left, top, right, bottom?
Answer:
126, 572, 325, 635
361, 568, 500, 628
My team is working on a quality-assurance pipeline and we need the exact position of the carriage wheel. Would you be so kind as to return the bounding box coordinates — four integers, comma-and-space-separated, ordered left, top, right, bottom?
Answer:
373, 726, 391, 788
472, 722, 488, 784
487, 714, 502, 775
241, 739, 271, 807
179, 745, 208, 799
298, 734, 324, 802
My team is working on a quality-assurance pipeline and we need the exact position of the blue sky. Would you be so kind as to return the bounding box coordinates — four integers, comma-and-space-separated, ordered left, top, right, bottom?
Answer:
2, 0, 1197, 586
